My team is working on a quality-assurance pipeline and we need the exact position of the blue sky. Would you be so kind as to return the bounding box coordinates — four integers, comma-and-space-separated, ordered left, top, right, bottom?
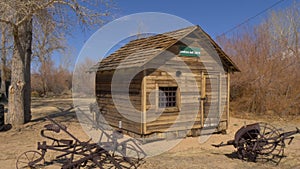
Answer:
114, 0, 293, 38
61, 0, 297, 69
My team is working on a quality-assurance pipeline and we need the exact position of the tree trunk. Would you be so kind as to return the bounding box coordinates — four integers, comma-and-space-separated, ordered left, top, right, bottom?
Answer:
8, 26, 26, 126
1, 25, 7, 100
7, 19, 32, 126
40, 57, 48, 96
23, 19, 32, 123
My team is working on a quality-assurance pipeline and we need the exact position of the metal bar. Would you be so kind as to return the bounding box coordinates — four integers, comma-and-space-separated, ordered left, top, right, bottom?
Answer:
45, 117, 82, 144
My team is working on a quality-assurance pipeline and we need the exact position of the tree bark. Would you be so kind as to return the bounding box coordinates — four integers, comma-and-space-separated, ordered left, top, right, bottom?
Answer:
39, 57, 48, 96
1, 25, 7, 100
23, 19, 32, 123
8, 25, 26, 126
7, 18, 32, 126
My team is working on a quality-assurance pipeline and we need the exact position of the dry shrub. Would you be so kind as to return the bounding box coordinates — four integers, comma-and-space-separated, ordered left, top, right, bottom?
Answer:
31, 64, 72, 97
219, 3, 300, 116
72, 58, 96, 97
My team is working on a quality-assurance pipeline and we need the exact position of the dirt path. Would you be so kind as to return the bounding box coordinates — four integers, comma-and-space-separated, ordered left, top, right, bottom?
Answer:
0, 98, 299, 169
140, 117, 300, 169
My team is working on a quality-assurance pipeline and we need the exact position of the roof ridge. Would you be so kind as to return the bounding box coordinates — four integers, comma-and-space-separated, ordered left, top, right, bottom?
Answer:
138, 25, 199, 67
127, 25, 198, 44
95, 25, 198, 71
92, 25, 239, 72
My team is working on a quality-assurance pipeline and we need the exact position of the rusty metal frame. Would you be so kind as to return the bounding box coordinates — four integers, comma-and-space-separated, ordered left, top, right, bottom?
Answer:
16, 111, 146, 169
213, 122, 300, 165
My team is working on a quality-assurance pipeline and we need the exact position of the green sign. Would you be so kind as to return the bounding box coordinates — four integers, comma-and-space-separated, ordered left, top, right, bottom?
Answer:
179, 46, 200, 57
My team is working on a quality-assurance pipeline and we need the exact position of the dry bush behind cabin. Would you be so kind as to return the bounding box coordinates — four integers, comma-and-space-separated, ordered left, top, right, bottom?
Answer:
218, 4, 300, 117
31, 63, 72, 97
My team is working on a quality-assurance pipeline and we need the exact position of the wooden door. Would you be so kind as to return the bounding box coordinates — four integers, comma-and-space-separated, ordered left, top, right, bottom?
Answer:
202, 73, 222, 128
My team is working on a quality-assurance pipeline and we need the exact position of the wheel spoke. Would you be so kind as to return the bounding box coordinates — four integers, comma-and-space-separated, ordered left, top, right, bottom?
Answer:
24, 152, 30, 161
18, 160, 29, 164
262, 124, 266, 135
32, 151, 36, 161
16, 151, 44, 169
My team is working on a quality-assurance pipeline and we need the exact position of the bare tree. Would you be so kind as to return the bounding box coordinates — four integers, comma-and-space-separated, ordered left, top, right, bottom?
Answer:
32, 14, 66, 96
267, 1, 300, 59
1, 24, 8, 100
72, 57, 96, 97
49, 65, 72, 94
218, 2, 300, 116
0, 0, 111, 126
31, 59, 72, 96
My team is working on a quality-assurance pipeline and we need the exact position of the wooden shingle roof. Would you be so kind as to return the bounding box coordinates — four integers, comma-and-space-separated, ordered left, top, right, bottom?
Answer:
92, 25, 239, 72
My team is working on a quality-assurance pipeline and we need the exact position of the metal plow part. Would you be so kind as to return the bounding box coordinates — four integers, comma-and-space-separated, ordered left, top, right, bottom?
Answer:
212, 122, 300, 165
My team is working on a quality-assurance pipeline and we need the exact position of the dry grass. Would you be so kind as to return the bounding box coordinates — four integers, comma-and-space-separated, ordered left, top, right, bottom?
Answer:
0, 98, 299, 169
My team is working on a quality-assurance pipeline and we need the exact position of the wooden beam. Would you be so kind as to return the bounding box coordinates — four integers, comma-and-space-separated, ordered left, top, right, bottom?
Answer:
176, 87, 181, 111
155, 83, 158, 111
227, 72, 230, 129
200, 71, 206, 127
219, 72, 222, 121
201, 72, 206, 98
141, 71, 147, 134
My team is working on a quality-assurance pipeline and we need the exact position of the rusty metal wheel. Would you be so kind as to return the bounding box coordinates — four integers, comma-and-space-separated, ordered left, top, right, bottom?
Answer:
236, 122, 283, 164
16, 151, 45, 169
254, 123, 284, 164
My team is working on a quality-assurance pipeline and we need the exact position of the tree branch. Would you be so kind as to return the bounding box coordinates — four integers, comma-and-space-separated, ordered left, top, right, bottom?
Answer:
0, 18, 14, 26
16, 0, 58, 26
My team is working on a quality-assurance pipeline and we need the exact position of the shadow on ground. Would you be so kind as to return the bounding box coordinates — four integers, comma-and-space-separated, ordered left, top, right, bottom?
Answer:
30, 104, 78, 124
0, 124, 12, 132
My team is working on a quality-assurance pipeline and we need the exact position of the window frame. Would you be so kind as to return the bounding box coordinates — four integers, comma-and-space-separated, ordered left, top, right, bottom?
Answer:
158, 86, 177, 108
156, 84, 180, 111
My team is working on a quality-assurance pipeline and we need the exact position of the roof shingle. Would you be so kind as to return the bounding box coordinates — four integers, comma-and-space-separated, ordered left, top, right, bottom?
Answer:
91, 25, 239, 72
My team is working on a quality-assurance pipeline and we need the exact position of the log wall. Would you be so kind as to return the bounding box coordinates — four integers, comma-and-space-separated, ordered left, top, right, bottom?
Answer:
96, 32, 230, 137
143, 32, 229, 135
96, 69, 143, 134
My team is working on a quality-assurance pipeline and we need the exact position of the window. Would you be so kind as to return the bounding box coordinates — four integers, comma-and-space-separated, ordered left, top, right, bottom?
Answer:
159, 87, 177, 108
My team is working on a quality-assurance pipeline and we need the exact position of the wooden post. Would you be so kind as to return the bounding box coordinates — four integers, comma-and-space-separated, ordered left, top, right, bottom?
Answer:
176, 87, 181, 111
155, 83, 158, 111
141, 71, 147, 134
200, 72, 206, 127
227, 72, 230, 128
218, 73, 222, 121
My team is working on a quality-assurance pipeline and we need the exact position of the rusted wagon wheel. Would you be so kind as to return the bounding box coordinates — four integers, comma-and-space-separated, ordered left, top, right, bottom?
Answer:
254, 123, 284, 164
236, 123, 284, 163
236, 137, 258, 161
257, 123, 281, 154
16, 150, 45, 169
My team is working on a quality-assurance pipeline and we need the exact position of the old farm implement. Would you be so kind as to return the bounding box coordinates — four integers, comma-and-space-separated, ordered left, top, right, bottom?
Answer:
213, 122, 300, 164
16, 113, 146, 169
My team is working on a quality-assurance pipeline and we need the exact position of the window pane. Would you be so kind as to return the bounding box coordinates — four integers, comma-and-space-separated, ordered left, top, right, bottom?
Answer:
159, 87, 177, 108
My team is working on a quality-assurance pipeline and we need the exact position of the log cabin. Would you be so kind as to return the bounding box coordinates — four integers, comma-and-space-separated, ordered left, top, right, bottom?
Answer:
92, 25, 239, 139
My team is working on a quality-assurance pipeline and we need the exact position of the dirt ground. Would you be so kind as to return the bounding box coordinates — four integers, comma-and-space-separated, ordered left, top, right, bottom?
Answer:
0, 98, 299, 169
